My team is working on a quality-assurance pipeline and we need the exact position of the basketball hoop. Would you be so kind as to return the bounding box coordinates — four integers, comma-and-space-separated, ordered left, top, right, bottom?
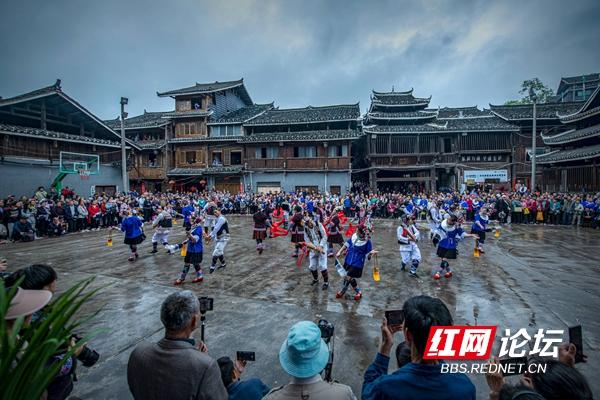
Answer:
78, 169, 91, 181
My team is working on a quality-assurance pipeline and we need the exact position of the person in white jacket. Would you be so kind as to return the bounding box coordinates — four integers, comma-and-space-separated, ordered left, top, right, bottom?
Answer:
397, 215, 421, 278
303, 214, 329, 290
426, 201, 442, 240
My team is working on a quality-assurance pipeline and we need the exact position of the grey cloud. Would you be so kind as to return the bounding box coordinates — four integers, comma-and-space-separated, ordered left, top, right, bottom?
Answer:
0, 0, 598, 118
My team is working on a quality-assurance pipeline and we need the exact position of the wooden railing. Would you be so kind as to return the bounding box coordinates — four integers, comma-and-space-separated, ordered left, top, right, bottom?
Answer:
246, 157, 351, 170
370, 154, 458, 167
130, 166, 166, 180
246, 158, 285, 169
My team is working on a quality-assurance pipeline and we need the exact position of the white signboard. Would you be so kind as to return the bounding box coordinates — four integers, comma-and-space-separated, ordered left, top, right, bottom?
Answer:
463, 169, 508, 183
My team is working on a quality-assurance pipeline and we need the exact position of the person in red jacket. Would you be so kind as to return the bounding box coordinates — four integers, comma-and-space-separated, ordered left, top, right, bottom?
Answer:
88, 200, 102, 230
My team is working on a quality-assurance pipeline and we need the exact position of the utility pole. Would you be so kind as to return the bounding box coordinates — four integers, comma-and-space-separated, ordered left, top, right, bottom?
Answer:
120, 97, 129, 194
530, 88, 537, 192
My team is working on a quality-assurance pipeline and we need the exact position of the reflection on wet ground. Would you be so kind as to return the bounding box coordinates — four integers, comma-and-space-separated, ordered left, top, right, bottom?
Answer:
2, 216, 599, 399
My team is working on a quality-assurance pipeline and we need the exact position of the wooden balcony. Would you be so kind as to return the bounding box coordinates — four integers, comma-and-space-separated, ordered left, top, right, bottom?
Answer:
246, 158, 285, 169
130, 166, 166, 180
246, 157, 351, 170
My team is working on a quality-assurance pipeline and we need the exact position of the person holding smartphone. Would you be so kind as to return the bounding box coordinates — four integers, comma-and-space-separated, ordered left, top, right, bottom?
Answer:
362, 295, 475, 400
217, 355, 270, 400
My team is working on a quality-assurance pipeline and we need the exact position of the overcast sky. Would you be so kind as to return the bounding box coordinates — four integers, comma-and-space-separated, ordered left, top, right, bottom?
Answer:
1, 0, 599, 119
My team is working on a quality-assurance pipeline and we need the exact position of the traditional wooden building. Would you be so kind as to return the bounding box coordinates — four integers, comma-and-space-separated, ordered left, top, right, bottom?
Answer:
363, 89, 519, 192
158, 79, 257, 192
554, 73, 599, 103
241, 104, 361, 194
0, 80, 136, 197
490, 101, 582, 189
537, 86, 600, 191
105, 110, 171, 192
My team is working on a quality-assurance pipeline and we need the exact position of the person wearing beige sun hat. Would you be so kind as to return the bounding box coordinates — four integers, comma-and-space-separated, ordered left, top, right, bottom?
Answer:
4, 287, 52, 331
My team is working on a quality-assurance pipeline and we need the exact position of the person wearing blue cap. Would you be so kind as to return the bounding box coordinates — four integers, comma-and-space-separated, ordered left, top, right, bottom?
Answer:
263, 321, 356, 400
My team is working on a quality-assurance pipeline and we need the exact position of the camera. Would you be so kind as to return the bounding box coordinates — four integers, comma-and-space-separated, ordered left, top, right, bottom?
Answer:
318, 319, 334, 342
317, 320, 335, 382
198, 296, 213, 314
71, 334, 100, 367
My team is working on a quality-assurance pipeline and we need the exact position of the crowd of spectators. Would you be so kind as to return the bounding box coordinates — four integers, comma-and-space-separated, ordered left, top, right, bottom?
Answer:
1, 184, 599, 244
2, 260, 594, 400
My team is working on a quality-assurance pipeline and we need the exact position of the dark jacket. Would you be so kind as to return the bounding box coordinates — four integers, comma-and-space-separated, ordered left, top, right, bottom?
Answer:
362, 353, 476, 400
227, 378, 270, 400
65, 205, 78, 220
127, 337, 228, 400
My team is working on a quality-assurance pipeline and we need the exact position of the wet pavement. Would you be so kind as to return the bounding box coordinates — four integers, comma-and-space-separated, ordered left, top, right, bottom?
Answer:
2, 216, 599, 399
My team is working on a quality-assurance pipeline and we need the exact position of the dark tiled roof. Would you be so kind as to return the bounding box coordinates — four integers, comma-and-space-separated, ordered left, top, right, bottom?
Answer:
104, 111, 171, 130
0, 123, 121, 147
558, 86, 600, 122
442, 116, 518, 131
162, 110, 212, 119
367, 110, 438, 120
489, 102, 583, 120
364, 115, 518, 134
542, 124, 600, 145
245, 104, 360, 125
168, 166, 243, 176
434, 107, 489, 118
209, 103, 274, 124
536, 143, 600, 164
371, 89, 431, 106
561, 73, 599, 85
168, 136, 239, 144
157, 79, 244, 97
240, 129, 362, 143
0, 80, 62, 106
135, 140, 167, 150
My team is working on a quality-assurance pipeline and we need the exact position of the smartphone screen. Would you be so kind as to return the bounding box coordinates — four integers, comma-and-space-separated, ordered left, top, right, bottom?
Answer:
568, 325, 584, 363
236, 351, 256, 362
385, 310, 404, 326
499, 356, 528, 376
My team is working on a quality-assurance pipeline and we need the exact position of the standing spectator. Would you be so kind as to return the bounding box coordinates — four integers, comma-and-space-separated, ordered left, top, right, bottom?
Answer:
511, 196, 523, 224
34, 186, 48, 202
362, 295, 476, 400
6, 201, 21, 239
573, 198, 584, 227
88, 200, 101, 230
77, 199, 89, 231
64, 200, 79, 232
263, 321, 356, 400
127, 290, 227, 400
51, 201, 66, 222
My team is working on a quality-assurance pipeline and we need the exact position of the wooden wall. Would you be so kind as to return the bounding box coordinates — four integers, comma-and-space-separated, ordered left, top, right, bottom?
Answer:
0, 134, 121, 163
174, 120, 207, 137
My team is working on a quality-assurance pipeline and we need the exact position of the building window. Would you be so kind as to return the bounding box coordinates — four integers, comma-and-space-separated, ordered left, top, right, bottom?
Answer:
229, 125, 241, 136
185, 151, 196, 164
148, 153, 159, 167
230, 151, 242, 165
211, 152, 222, 166
329, 185, 341, 194
294, 146, 317, 158
443, 138, 452, 153
256, 147, 278, 159
328, 145, 348, 157
191, 97, 202, 110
